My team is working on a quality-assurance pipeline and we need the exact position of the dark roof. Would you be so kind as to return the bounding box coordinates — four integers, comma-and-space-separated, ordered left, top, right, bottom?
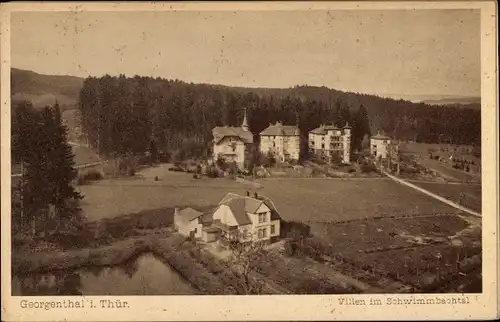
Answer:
310, 124, 342, 135
219, 196, 252, 226
177, 207, 204, 223
218, 193, 281, 225
258, 195, 282, 221
212, 126, 253, 144
259, 122, 300, 136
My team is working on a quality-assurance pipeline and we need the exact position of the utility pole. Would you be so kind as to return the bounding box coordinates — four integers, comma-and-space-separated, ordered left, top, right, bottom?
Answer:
20, 160, 24, 232
396, 143, 401, 175
97, 84, 101, 161
388, 143, 392, 173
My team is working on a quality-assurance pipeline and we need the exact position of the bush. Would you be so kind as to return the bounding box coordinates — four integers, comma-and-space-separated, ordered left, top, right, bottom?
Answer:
76, 169, 103, 185
206, 165, 219, 178
347, 167, 356, 173
284, 240, 296, 256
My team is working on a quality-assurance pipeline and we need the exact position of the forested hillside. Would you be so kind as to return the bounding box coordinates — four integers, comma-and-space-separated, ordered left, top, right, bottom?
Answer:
10, 69, 481, 161
11, 68, 83, 109
77, 75, 481, 160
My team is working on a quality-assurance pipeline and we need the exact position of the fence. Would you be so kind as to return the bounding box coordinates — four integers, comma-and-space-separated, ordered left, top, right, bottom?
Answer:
11, 161, 104, 178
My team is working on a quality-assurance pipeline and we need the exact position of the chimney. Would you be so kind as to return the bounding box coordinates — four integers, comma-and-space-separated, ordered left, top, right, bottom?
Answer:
246, 191, 250, 197
254, 192, 258, 199
174, 207, 180, 216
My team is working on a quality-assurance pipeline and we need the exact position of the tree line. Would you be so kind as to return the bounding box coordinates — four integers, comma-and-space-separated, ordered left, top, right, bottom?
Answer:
77, 75, 373, 160
12, 101, 82, 236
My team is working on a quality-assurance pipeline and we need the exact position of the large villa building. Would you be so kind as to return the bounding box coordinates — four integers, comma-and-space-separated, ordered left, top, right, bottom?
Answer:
211, 109, 356, 167
308, 122, 352, 164
259, 121, 301, 162
212, 109, 253, 169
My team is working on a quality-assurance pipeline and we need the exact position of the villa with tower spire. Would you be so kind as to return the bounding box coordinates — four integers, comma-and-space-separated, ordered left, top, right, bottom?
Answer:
211, 108, 253, 169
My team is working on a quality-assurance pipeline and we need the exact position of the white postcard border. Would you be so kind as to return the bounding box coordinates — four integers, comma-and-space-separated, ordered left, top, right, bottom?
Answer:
1, 1, 498, 321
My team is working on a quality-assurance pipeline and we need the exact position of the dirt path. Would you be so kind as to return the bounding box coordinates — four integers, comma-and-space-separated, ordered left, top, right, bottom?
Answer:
406, 179, 481, 186
383, 171, 481, 217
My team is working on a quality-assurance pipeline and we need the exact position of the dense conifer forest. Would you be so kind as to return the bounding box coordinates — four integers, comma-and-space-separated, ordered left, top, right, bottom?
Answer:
75, 75, 480, 159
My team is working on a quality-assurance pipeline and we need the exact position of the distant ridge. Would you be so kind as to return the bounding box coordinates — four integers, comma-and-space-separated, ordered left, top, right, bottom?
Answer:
11, 68, 84, 109
10, 68, 481, 115
420, 97, 481, 107
379, 93, 481, 108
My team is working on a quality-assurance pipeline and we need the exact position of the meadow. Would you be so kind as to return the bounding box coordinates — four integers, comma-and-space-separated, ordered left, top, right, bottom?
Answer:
410, 182, 481, 213
400, 141, 481, 182
78, 165, 252, 222
257, 178, 462, 223
78, 166, 464, 223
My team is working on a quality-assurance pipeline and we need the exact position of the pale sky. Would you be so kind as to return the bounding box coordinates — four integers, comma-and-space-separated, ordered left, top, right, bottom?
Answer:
11, 9, 481, 97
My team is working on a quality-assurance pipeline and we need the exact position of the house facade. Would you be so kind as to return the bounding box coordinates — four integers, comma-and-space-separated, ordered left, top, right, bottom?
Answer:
308, 122, 351, 164
370, 132, 391, 159
259, 121, 300, 162
212, 192, 281, 243
212, 109, 253, 169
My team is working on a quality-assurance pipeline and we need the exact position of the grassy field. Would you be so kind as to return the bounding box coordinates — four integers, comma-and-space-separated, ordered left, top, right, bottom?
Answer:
416, 158, 480, 183
257, 178, 462, 223
78, 165, 252, 221
78, 166, 463, 223
400, 142, 481, 182
410, 182, 482, 213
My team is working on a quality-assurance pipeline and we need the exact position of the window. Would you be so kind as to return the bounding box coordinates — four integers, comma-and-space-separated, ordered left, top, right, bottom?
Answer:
258, 229, 263, 238
271, 225, 275, 235
262, 228, 267, 238
258, 212, 267, 223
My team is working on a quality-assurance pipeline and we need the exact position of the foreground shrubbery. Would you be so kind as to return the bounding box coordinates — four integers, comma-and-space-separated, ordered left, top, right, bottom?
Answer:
76, 169, 103, 185
360, 162, 377, 173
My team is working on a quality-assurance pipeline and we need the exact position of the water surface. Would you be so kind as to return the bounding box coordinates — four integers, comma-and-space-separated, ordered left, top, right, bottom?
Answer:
13, 253, 196, 295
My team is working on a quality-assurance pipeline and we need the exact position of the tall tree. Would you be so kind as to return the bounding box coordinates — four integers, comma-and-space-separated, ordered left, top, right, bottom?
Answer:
12, 101, 41, 231
48, 102, 83, 228
351, 104, 371, 152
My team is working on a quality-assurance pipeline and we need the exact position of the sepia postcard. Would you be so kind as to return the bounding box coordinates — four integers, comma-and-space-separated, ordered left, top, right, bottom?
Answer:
1, 1, 498, 321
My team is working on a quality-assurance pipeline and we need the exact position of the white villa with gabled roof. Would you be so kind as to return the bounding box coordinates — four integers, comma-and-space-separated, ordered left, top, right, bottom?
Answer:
173, 192, 282, 244
212, 192, 281, 243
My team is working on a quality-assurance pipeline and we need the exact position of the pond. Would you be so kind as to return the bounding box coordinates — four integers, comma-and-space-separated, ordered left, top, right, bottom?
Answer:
12, 253, 197, 295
